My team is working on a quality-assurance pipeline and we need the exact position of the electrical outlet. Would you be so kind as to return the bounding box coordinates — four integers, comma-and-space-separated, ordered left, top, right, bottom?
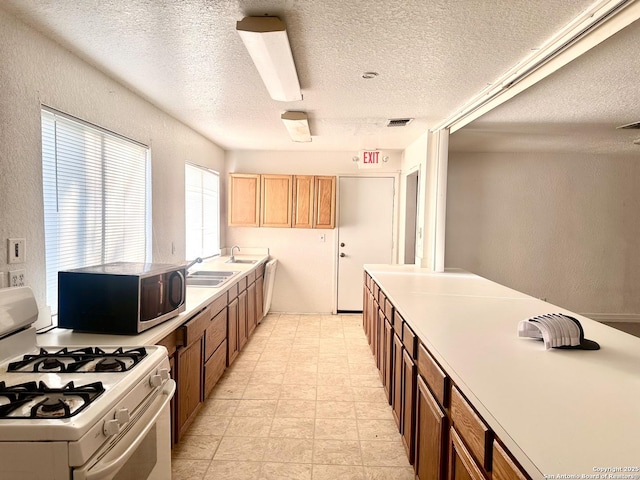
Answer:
8, 238, 26, 264
9, 269, 26, 287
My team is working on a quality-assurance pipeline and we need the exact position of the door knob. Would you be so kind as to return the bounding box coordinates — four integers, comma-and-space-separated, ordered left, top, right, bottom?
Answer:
340, 253, 346, 257
340, 242, 345, 247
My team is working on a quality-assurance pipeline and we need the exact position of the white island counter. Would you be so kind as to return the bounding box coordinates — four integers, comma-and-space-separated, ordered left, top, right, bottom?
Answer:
365, 264, 640, 480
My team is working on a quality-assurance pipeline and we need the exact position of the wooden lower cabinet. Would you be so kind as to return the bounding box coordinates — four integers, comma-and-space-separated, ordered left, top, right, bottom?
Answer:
227, 297, 239, 366
492, 441, 529, 480
204, 340, 227, 398
392, 333, 403, 429
176, 336, 203, 441
402, 349, 417, 464
383, 318, 393, 404
256, 274, 264, 322
247, 281, 257, 335
415, 375, 448, 480
449, 427, 487, 480
238, 289, 248, 349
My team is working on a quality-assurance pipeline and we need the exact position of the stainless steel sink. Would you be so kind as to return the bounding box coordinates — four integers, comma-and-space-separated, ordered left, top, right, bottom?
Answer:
225, 259, 257, 264
186, 270, 239, 287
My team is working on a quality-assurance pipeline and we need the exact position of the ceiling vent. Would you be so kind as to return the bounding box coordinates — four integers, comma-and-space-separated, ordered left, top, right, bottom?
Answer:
616, 121, 640, 130
386, 118, 413, 127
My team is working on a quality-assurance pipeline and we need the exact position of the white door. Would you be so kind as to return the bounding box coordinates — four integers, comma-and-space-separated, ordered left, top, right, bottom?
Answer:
337, 176, 395, 311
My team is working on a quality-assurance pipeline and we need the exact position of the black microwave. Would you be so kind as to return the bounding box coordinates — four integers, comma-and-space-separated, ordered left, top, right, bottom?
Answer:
58, 262, 186, 334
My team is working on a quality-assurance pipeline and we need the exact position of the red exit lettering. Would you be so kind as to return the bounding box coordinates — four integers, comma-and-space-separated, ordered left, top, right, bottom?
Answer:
363, 151, 380, 164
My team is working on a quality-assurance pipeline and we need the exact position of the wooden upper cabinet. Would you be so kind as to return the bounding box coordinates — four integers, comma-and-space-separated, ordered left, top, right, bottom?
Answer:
292, 175, 314, 228
260, 174, 293, 227
228, 174, 260, 226
313, 175, 336, 229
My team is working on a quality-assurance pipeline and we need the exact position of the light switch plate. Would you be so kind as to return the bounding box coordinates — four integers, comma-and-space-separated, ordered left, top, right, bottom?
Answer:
8, 238, 26, 264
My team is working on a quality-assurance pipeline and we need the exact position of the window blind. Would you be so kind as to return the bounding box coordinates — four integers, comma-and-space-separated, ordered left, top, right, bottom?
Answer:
41, 108, 150, 314
185, 163, 220, 260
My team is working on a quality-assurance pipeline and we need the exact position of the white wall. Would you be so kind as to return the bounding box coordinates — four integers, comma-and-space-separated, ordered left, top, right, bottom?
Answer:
0, 8, 225, 313
225, 150, 401, 313
445, 151, 640, 316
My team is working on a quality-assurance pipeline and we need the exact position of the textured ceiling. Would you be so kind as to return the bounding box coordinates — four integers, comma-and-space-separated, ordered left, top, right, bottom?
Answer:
450, 16, 640, 155
0, 0, 608, 152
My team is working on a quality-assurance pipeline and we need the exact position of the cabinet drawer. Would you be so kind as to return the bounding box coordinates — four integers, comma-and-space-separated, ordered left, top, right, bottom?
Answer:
257, 262, 265, 277
204, 340, 227, 398
492, 441, 529, 480
205, 307, 227, 360
181, 306, 210, 347
156, 329, 181, 357
402, 323, 417, 359
417, 342, 449, 407
384, 298, 393, 321
392, 310, 404, 333
210, 294, 227, 318
451, 386, 492, 472
227, 282, 239, 301
247, 269, 256, 284
378, 289, 386, 308
372, 283, 380, 304
238, 276, 248, 291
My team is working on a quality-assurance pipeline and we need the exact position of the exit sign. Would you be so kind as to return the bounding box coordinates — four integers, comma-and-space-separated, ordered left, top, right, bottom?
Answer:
357, 150, 382, 169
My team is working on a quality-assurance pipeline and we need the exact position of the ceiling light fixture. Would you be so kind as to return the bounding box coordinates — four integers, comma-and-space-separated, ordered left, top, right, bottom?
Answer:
281, 111, 311, 142
236, 16, 302, 102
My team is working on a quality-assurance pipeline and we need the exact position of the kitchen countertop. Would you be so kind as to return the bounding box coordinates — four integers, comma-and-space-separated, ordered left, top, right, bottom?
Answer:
365, 264, 640, 479
37, 253, 269, 347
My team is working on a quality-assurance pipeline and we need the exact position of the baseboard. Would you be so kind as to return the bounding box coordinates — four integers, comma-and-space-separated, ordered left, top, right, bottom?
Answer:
581, 313, 640, 323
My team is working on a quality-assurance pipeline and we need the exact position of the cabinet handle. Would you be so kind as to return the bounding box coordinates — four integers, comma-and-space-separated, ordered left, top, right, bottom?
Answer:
340, 242, 345, 247
340, 253, 346, 257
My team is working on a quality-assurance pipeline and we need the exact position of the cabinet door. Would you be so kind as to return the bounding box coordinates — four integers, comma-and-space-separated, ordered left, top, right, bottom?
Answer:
228, 174, 260, 226
238, 289, 248, 349
392, 333, 404, 430
176, 337, 203, 440
448, 427, 486, 480
492, 441, 528, 480
227, 297, 239, 366
313, 176, 336, 229
384, 318, 393, 404
255, 275, 264, 323
260, 174, 293, 227
292, 175, 314, 228
247, 281, 257, 336
415, 375, 448, 480
402, 349, 417, 464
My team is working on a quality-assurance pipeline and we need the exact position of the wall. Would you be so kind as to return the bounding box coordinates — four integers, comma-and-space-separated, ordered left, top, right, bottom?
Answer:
445, 151, 640, 316
225, 150, 401, 313
0, 8, 225, 315
400, 132, 428, 264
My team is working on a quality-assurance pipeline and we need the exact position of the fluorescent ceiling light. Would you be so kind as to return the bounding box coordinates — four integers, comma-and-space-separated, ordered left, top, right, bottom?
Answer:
281, 111, 311, 142
236, 16, 302, 102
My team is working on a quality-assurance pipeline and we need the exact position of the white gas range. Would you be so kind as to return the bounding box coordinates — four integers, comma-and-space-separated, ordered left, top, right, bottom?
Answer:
0, 287, 175, 480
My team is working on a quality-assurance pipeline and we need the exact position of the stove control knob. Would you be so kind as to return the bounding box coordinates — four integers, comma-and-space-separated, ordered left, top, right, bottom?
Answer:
159, 369, 170, 381
103, 419, 121, 437
115, 408, 130, 425
149, 373, 162, 387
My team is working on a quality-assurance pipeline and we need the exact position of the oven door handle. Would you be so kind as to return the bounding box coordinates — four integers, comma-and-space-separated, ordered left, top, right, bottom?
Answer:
81, 380, 175, 480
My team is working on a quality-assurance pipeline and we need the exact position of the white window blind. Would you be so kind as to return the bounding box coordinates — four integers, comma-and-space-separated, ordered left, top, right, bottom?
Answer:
41, 108, 150, 314
185, 163, 220, 260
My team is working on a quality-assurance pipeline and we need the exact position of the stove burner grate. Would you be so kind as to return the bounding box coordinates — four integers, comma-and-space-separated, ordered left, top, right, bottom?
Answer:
0, 380, 104, 419
7, 347, 147, 373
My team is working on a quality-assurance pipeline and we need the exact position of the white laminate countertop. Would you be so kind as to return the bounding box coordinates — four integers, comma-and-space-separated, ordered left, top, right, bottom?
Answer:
37, 254, 269, 347
365, 264, 640, 480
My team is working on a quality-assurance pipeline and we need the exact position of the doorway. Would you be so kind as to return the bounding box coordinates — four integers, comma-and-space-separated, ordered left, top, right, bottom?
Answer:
337, 176, 395, 312
404, 170, 419, 264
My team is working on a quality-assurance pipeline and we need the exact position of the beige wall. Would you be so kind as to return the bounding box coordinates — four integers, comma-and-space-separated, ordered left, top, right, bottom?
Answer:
0, 8, 225, 313
225, 150, 401, 313
445, 151, 640, 316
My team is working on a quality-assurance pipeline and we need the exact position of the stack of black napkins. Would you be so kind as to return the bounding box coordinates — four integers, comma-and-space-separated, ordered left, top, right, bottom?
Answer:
518, 314, 599, 350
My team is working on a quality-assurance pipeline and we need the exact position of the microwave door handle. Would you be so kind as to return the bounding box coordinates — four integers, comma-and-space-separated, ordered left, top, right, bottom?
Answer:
168, 270, 184, 308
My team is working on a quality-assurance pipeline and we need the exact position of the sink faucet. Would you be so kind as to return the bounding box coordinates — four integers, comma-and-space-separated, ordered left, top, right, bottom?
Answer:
230, 245, 240, 263
185, 257, 203, 271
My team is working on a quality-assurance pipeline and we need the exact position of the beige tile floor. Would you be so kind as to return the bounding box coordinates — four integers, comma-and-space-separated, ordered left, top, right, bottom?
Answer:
171, 313, 414, 480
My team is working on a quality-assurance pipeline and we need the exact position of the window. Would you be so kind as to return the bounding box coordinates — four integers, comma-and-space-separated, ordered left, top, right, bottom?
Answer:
185, 163, 220, 260
41, 107, 150, 314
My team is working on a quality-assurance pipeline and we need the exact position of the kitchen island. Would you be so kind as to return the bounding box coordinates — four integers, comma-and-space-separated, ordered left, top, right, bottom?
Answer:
364, 264, 640, 480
